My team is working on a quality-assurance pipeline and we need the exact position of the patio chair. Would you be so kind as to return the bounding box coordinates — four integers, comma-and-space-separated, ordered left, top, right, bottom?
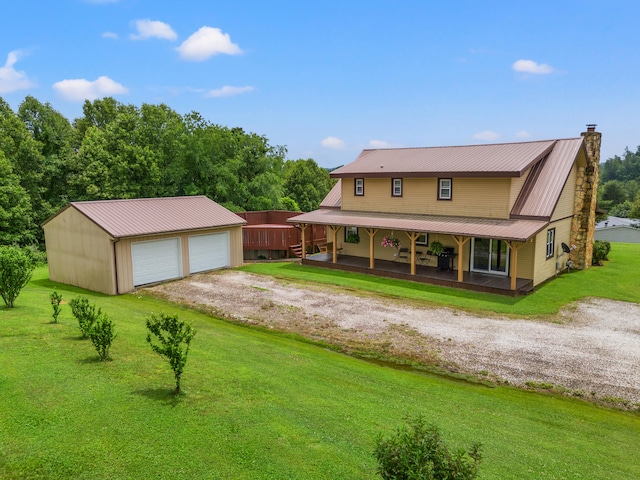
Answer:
395, 247, 409, 262
418, 252, 430, 265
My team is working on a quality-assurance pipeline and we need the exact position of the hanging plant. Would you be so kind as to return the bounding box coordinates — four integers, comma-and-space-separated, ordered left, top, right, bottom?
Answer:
346, 233, 360, 244
429, 241, 444, 256
381, 235, 400, 249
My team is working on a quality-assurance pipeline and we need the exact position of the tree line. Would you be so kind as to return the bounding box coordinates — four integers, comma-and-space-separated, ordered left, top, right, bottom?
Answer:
598, 146, 640, 218
0, 96, 334, 247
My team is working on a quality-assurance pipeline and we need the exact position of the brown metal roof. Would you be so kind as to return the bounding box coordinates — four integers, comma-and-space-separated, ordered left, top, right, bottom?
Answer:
319, 180, 342, 209
330, 139, 570, 178
510, 138, 584, 220
287, 209, 547, 242
55, 196, 246, 239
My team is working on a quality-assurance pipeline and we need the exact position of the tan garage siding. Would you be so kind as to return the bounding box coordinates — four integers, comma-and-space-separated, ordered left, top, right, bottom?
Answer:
43, 207, 117, 295
342, 178, 512, 219
114, 225, 244, 293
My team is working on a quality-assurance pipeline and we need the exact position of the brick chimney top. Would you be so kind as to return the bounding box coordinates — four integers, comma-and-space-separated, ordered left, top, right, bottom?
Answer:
586, 124, 597, 132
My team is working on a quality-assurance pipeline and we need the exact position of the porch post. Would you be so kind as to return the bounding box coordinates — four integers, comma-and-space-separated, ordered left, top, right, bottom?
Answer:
331, 225, 342, 264
405, 232, 421, 275
300, 223, 308, 259
367, 228, 379, 269
452, 235, 471, 283
505, 241, 525, 291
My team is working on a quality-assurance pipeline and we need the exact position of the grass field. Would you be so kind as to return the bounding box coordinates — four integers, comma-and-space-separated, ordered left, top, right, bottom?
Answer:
240, 243, 640, 316
1, 258, 639, 478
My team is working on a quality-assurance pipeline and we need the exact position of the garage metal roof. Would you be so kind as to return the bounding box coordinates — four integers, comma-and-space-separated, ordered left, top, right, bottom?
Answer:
50, 196, 246, 239
287, 209, 547, 242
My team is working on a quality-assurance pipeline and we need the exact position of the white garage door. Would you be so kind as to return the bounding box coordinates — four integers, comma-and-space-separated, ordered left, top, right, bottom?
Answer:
189, 232, 230, 274
131, 238, 182, 286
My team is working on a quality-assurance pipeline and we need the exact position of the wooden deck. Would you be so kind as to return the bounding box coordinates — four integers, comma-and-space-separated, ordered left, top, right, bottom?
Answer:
303, 253, 533, 296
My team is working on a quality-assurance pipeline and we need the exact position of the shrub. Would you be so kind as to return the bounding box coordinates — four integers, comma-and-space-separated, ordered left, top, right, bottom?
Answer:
0, 245, 36, 308
50, 291, 62, 323
69, 296, 101, 338
374, 415, 482, 480
88, 313, 116, 361
146, 313, 196, 395
592, 240, 611, 265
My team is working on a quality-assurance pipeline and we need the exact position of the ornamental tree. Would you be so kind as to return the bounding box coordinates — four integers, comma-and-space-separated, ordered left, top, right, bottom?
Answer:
0, 246, 35, 308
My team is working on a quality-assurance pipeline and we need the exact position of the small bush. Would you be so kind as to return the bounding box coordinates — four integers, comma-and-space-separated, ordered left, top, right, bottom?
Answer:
50, 291, 62, 323
374, 415, 482, 480
0, 245, 36, 308
88, 313, 115, 361
69, 296, 101, 338
592, 240, 611, 265
146, 313, 196, 395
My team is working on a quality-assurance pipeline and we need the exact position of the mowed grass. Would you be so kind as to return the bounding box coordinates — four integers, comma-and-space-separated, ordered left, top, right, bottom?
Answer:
240, 243, 640, 315
0, 267, 639, 479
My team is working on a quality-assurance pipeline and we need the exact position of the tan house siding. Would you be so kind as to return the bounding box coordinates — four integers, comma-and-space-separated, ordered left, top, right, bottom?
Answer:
509, 170, 530, 211
342, 178, 512, 218
43, 207, 117, 295
551, 163, 578, 222
532, 217, 572, 286
515, 240, 535, 281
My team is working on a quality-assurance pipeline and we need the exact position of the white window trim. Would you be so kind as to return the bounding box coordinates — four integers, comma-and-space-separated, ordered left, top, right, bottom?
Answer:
355, 178, 364, 196
392, 178, 402, 197
546, 229, 555, 259
438, 178, 452, 200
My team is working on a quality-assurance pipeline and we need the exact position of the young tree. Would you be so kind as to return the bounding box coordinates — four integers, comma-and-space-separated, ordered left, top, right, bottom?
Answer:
374, 415, 482, 480
0, 246, 35, 308
69, 296, 101, 338
89, 313, 116, 361
50, 291, 62, 323
146, 313, 196, 395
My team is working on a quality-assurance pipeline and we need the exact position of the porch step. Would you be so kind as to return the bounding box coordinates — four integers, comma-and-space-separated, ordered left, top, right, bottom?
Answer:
289, 243, 303, 258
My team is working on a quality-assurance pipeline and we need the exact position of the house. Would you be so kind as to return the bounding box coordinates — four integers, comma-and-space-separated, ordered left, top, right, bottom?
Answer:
595, 216, 640, 243
237, 210, 326, 260
288, 126, 601, 295
42, 196, 246, 294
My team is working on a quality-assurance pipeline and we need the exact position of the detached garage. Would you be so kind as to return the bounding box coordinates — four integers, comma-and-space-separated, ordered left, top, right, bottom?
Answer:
43, 196, 246, 294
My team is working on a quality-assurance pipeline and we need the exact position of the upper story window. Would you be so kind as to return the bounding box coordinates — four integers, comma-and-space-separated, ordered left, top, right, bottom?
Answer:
354, 178, 364, 196
438, 178, 452, 200
546, 228, 555, 259
416, 233, 428, 246
392, 178, 403, 197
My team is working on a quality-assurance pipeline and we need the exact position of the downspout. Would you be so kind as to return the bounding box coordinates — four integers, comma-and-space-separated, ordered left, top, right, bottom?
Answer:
113, 239, 120, 295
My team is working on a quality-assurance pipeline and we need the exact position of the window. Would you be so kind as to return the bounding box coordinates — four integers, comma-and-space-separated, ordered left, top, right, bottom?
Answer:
438, 178, 452, 200
354, 178, 364, 196
416, 233, 428, 246
546, 228, 555, 259
391, 178, 403, 197
345, 226, 358, 242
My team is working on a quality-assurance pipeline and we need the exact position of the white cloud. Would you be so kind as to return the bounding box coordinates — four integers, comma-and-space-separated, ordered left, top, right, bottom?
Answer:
369, 140, 391, 148
205, 85, 254, 98
176, 26, 242, 61
473, 130, 500, 142
321, 136, 346, 150
515, 130, 532, 139
52, 76, 128, 102
130, 20, 177, 41
0, 50, 36, 94
512, 59, 554, 75
102, 31, 118, 40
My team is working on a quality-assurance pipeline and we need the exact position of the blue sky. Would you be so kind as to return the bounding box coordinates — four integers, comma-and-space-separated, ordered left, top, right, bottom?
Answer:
1, 1, 638, 168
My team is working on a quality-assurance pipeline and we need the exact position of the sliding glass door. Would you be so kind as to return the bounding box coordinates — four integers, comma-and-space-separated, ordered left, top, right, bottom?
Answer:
471, 238, 509, 275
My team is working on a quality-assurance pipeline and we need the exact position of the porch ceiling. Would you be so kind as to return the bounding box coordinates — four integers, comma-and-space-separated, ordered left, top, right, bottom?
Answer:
287, 209, 548, 242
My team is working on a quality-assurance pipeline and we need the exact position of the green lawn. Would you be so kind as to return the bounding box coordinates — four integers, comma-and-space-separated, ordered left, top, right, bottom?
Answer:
240, 243, 640, 316
1, 265, 639, 479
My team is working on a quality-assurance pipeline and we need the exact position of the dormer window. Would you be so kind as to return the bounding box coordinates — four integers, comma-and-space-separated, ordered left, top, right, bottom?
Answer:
392, 178, 403, 197
438, 178, 452, 200
354, 178, 364, 196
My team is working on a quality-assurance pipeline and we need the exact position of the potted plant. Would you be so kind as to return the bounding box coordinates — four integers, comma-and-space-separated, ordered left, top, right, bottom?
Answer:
346, 233, 360, 244
429, 240, 444, 256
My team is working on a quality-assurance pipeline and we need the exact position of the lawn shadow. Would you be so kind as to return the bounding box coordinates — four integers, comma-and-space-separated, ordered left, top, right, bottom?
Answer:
135, 387, 183, 406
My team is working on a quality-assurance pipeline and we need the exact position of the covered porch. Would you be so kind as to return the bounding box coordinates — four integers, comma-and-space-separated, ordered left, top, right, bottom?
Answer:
288, 209, 548, 296
303, 252, 534, 296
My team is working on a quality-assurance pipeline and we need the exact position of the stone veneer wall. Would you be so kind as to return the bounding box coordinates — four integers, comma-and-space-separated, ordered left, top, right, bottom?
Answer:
570, 130, 601, 269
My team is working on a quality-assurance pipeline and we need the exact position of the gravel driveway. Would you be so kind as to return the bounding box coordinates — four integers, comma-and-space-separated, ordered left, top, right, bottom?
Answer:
147, 270, 640, 407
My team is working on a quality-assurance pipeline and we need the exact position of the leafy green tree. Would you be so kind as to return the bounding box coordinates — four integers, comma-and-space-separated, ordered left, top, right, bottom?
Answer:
89, 313, 116, 361
0, 152, 33, 245
146, 313, 196, 395
374, 416, 482, 480
50, 291, 62, 323
69, 296, 101, 338
600, 180, 627, 207
283, 158, 333, 212
0, 246, 35, 308
608, 200, 633, 218
630, 195, 640, 219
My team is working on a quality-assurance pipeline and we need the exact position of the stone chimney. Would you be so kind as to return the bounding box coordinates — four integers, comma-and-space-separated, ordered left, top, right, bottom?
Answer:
570, 125, 601, 269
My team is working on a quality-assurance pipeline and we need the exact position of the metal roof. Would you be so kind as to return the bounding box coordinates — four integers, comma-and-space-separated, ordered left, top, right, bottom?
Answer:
330, 139, 571, 178
319, 180, 342, 209
510, 138, 584, 220
50, 196, 246, 239
287, 209, 547, 242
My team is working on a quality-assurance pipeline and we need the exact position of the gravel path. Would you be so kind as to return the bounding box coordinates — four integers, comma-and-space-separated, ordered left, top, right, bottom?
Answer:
148, 270, 640, 406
